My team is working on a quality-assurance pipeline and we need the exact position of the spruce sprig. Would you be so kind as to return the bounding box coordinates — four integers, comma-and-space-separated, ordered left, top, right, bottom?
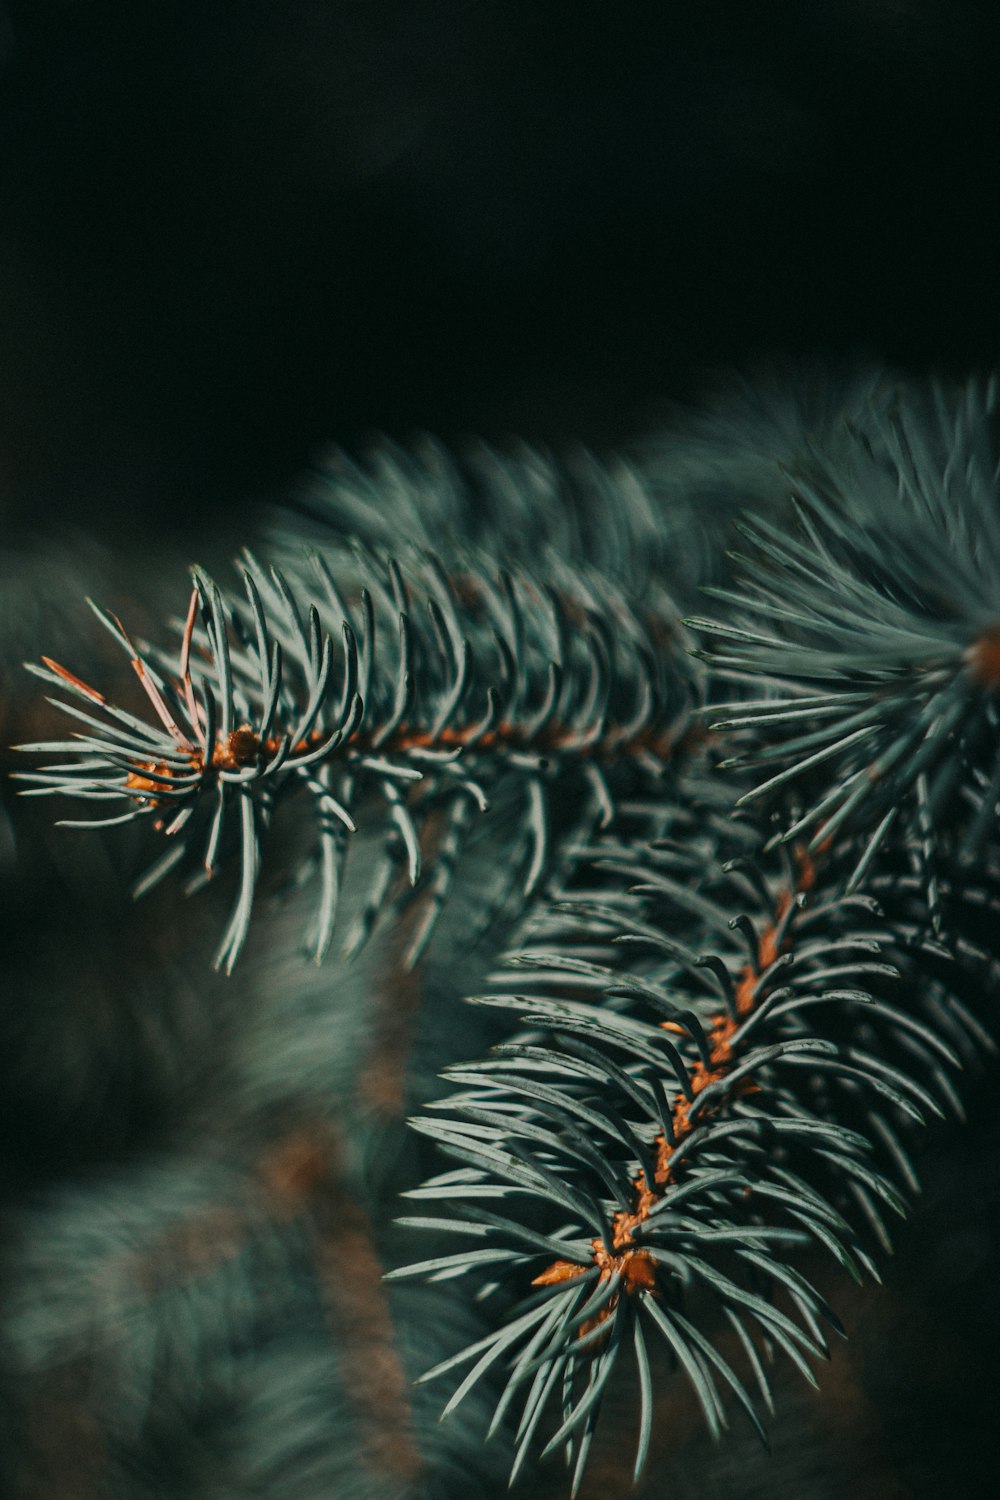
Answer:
11, 384, 1000, 1493
397, 796, 987, 1490
16, 547, 691, 972
690, 379, 1000, 909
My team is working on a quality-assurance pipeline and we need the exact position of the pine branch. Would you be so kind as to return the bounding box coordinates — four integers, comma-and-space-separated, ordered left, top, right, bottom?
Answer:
16, 546, 692, 971
396, 788, 992, 1491
10, 386, 1000, 1496
690, 378, 1000, 912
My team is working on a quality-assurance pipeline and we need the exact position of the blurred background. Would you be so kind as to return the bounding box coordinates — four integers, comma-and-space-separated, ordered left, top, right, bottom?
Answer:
1, 0, 998, 531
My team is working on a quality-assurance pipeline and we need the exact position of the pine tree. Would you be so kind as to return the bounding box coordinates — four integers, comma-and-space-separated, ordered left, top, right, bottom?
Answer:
3, 373, 999, 1497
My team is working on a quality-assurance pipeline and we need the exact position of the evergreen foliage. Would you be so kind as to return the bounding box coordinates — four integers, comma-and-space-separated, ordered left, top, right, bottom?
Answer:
7, 374, 1000, 1496
694, 378, 1000, 898
18, 545, 689, 974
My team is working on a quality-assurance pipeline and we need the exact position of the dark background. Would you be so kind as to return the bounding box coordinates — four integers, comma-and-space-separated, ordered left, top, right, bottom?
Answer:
1, 0, 998, 531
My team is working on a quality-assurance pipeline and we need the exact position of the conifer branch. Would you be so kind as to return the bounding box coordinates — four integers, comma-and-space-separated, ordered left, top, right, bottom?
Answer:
398, 788, 991, 1490
9, 384, 1000, 1493
17, 548, 692, 971
691, 378, 1000, 911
